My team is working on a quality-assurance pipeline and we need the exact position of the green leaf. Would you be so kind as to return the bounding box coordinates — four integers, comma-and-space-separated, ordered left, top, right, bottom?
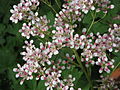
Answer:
46, 11, 55, 25
82, 83, 91, 90
24, 79, 37, 90
91, 22, 109, 34
0, 48, 17, 69
6, 24, 22, 35
36, 80, 46, 90
0, 37, 5, 45
83, 12, 92, 25
0, 24, 6, 35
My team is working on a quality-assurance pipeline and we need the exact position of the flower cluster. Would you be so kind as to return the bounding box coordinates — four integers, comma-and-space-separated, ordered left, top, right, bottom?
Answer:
41, 64, 75, 90
94, 0, 114, 13
10, 0, 120, 89
81, 28, 120, 73
19, 14, 50, 39
64, 0, 114, 13
10, 0, 39, 23
13, 39, 78, 89
10, 0, 51, 39
63, 0, 95, 14
109, 24, 120, 52
97, 76, 120, 89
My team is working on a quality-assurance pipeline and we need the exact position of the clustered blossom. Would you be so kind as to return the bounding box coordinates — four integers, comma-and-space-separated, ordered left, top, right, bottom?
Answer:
63, 0, 95, 14
19, 23, 33, 39
81, 28, 120, 73
94, 0, 114, 13
109, 24, 120, 52
20, 39, 67, 66
13, 39, 78, 89
19, 14, 50, 39
10, 0, 120, 90
13, 62, 39, 85
53, 7, 86, 50
40, 63, 75, 90
10, 0, 51, 39
10, 0, 39, 23
53, 27, 88, 52
97, 76, 120, 89
64, 0, 114, 13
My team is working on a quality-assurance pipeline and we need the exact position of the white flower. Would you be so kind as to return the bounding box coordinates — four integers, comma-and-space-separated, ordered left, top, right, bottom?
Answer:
54, 50, 59, 55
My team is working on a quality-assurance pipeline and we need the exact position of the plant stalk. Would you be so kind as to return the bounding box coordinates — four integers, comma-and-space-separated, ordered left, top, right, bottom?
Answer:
72, 49, 93, 90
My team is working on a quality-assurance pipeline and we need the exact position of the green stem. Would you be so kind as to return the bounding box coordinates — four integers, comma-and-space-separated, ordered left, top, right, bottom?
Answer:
87, 13, 106, 34
37, 38, 44, 43
94, 13, 107, 24
112, 61, 120, 73
40, 0, 69, 24
70, 61, 81, 68
87, 19, 94, 34
87, 67, 91, 79
55, 0, 61, 9
86, 12, 96, 34
72, 49, 93, 89
40, 0, 58, 14
59, 53, 80, 67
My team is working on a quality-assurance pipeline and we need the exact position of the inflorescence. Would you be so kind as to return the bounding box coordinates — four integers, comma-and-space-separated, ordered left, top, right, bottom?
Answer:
10, 0, 119, 90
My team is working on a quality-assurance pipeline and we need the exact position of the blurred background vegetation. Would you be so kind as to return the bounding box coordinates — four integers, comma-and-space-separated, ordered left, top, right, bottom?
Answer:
0, 0, 120, 90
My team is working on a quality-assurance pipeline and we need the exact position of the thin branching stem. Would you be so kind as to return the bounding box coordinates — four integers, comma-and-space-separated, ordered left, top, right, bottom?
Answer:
40, 0, 58, 14
40, 0, 69, 23
112, 61, 120, 73
72, 49, 93, 90
87, 11, 96, 34
94, 13, 107, 24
